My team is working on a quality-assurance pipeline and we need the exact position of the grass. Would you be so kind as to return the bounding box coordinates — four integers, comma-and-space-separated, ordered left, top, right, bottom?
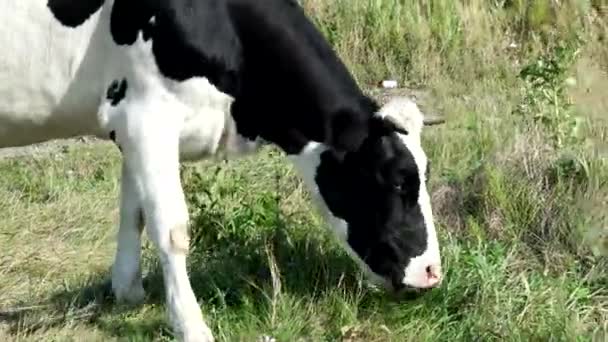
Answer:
1, 0, 607, 341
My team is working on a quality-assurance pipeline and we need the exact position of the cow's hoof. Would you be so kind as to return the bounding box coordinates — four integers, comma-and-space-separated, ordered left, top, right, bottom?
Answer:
111, 281, 146, 305
181, 323, 215, 342
111, 264, 146, 305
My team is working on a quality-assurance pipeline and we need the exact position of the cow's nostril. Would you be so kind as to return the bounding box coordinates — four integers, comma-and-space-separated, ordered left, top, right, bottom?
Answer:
425, 264, 442, 288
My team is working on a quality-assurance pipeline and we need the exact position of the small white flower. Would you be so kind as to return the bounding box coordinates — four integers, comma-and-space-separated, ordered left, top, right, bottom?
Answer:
258, 335, 276, 342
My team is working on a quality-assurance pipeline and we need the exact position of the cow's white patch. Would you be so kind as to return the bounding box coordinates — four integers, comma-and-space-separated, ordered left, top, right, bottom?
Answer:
0, 1, 114, 147
376, 97, 442, 288
167, 77, 261, 161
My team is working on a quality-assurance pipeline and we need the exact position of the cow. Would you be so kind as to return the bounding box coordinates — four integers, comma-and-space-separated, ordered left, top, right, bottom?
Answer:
0, 0, 445, 341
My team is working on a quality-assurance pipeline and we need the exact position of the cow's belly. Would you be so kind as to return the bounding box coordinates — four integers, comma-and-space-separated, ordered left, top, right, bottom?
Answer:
0, 1, 111, 148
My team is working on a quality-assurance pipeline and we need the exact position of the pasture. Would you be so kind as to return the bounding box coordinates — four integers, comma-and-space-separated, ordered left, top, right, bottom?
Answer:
1, 0, 606, 341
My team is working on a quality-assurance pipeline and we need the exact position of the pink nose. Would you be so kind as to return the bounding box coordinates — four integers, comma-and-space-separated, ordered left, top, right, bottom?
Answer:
425, 264, 442, 288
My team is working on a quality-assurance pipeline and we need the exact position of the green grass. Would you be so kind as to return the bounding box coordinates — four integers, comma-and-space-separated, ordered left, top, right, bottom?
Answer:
1, 1, 607, 341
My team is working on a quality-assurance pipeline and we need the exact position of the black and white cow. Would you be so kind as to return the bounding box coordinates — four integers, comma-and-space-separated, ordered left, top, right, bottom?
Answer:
0, 0, 445, 341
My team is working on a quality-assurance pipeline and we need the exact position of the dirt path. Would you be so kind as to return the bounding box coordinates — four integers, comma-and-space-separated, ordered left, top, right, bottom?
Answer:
0, 137, 101, 160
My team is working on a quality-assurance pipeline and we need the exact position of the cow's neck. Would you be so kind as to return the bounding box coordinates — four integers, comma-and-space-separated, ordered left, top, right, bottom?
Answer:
285, 141, 332, 216
223, 0, 378, 155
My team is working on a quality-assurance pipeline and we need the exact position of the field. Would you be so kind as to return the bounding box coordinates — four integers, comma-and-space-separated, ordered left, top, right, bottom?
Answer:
1, 0, 607, 341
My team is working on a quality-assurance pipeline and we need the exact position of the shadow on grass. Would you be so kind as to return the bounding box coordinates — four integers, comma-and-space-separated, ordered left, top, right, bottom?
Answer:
0, 159, 437, 340
0, 214, 381, 340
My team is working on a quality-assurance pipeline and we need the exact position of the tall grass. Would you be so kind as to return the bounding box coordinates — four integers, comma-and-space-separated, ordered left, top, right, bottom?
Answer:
298, 0, 608, 260
301, 0, 604, 85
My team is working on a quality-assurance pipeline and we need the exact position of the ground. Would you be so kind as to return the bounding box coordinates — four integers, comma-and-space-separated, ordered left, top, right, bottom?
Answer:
1, 1, 607, 341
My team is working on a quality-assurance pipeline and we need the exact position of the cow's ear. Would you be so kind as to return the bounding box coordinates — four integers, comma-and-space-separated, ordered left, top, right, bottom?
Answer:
369, 116, 409, 137
327, 108, 370, 153
47, 0, 105, 28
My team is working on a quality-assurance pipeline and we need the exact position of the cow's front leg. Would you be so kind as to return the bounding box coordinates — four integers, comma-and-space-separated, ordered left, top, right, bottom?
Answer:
111, 161, 146, 305
102, 92, 214, 342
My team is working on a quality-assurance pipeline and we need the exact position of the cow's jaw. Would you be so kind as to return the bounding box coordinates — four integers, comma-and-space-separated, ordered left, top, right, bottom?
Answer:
286, 142, 387, 288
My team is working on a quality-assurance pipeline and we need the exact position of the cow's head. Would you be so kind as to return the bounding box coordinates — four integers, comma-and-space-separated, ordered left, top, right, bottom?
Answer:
292, 96, 443, 294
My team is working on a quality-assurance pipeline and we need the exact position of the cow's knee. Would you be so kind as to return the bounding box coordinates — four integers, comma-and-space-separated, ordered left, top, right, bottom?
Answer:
170, 222, 190, 254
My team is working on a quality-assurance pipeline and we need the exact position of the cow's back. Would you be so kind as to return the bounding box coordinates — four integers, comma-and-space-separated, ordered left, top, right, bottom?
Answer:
0, 1, 113, 147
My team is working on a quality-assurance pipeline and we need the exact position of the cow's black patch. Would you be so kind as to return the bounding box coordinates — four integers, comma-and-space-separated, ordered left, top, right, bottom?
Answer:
106, 79, 128, 106
315, 121, 428, 288
108, 0, 377, 155
110, 0, 242, 97
226, 0, 378, 154
108, 131, 122, 151
47, 0, 105, 28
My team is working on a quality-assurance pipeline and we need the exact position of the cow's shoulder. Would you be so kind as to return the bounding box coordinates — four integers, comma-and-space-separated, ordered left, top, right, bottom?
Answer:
110, 0, 242, 95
